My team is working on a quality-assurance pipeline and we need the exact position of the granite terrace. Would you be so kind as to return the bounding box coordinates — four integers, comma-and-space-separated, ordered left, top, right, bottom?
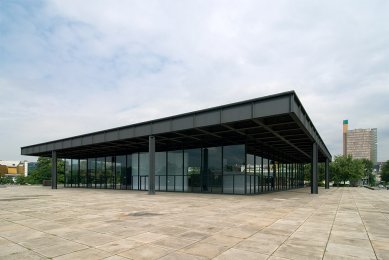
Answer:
0, 186, 388, 259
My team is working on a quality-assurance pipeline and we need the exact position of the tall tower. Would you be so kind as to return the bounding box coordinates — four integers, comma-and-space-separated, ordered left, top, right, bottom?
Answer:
343, 120, 348, 156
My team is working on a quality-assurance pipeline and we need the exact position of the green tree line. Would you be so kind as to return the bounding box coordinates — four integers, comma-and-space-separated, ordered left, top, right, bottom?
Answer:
0, 157, 64, 185
304, 155, 377, 186
3, 155, 389, 187
381, 161, 389, 184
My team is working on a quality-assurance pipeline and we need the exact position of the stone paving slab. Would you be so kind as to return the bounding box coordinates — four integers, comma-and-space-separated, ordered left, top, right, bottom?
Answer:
0, 186, 389, 259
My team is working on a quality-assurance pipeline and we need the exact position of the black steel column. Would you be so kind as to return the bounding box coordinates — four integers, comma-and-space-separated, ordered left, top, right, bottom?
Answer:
149, 136, 155, 195
311, 143, 318, 194
325, 158, 330, 189
51, 150, 57, 189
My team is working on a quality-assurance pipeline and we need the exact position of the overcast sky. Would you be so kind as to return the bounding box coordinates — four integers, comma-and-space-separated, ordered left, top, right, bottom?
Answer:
1, 0, 388, 162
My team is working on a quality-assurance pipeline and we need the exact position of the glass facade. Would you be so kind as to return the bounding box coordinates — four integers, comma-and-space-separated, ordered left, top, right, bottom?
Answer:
63, 144, 305, 194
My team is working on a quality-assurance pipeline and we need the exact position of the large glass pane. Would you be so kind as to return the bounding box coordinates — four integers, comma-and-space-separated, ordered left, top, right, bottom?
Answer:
205, 146, 222, 193
71, 159, 79, 187
64, 159, 71, 187
255, 156, 262, 193
278, 162, 283, 191
156, 152, 166, 191
184, 148, 201, 192
139, 152, 148, 190
223, 145, 245, 194
132, 153, 139, 190
283, 163, 286, 190
87, 158, 95, 188
126, 154, 132, 189
273, 161, 277, 190
263, 158, 270, 191
246, 154, 255, 194
167, 150, 183, 191
285, 163, 290, 190
116, 155, 126, 189
79, 159, 87, 188
106, 157, 113, 189
96, 157, 105, 188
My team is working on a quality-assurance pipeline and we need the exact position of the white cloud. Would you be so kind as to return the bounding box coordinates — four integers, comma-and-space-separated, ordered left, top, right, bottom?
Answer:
0, 0, 388, 161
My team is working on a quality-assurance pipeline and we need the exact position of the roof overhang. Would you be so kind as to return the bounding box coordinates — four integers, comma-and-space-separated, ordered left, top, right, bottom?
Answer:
21, 91, 331, 163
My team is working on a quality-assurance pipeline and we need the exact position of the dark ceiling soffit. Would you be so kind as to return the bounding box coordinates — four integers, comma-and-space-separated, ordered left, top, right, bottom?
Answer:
251, 118, 311, 159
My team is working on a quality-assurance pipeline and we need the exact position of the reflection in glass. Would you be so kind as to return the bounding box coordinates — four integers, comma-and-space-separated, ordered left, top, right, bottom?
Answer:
255, 156, 262, 193
80, 159, 87, 187
223, 145, 245, 194
263, 158, 269, 191
126, 154, 132, 189
106, 157, 113, 189
139, 152, 148, 190
64, 159, 71, 187
156, 152, 166, 191
184, 148, 201, 192
246, 154, 255, 194
167, 150, 183, 191
61, 142, 308, 195
71, 159, 79, 187
132, 153, 139, 190
96, 157, 105, 189
87, 158, 95, 188
206, 147, 222, 193
116, 155, 126, 189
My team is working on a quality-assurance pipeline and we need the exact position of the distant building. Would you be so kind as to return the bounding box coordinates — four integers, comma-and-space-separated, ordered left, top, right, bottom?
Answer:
0, 160, 26, 176
342, 121, 377, 164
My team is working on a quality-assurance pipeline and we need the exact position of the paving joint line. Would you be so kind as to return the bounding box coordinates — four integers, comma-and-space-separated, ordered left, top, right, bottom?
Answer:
265, 190, 324, 259
321, 187, 342, 260
353, 188, 379, 260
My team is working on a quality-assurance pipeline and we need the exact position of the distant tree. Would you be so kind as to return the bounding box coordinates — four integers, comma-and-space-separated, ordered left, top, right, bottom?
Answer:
318, 163, 325, 185
304, 164, 311, 182
381, 160, 389, 184
303, 163, 326, 186
350, 159, 364, 186
15, 175, 26, 185
361, 159, 373, 185
331, 155, 349, 185
0, 176, 13, 184
26, 157, 65, 185
369, 172, 376, 186
330, 155, 364, 186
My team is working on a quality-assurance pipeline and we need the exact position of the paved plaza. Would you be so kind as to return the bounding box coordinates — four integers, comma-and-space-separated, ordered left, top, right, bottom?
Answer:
0, 186, 388, 260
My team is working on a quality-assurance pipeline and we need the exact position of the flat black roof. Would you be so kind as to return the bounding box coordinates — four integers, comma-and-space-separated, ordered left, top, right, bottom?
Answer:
21, 91, 331, 163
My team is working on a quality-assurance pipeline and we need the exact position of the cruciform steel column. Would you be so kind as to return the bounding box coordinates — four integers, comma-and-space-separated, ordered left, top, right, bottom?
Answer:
325, 158, 330, 189
51, 150, 57, 189
311, 143, 318, 194
148, 136, 156, 195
